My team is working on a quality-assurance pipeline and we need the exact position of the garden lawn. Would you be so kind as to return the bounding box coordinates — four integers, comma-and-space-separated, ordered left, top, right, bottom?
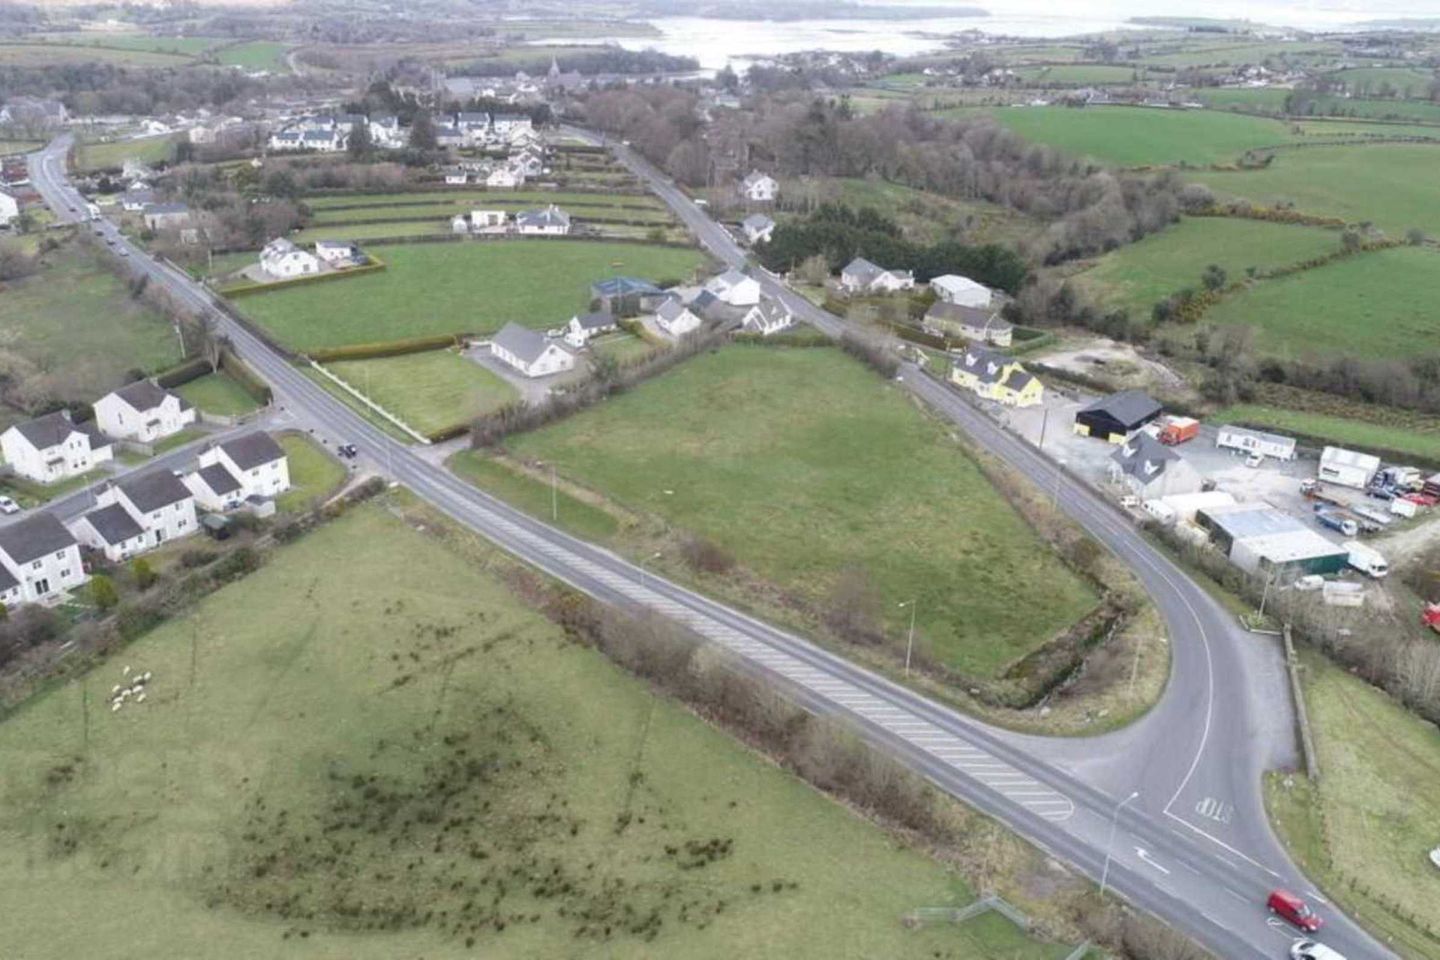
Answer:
0, 243, 181, 398
238, 241, 709, 352
325, 350, 518, 435
1076, 216, 1339, 317
0, 504, 1072, 960
992, 106, 1293, 166
1203, 246, 1440, 359
275, 433, 346, 512
175, 373, 260, 417
488, 345, 1097, 679
1266, 653, 1440, 959
1191, 144, 1440, 237
75, 134, 177, 173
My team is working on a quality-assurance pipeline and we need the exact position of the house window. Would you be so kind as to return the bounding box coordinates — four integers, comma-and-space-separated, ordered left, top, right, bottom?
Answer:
30, 560, 40, 571
60, 569, 70, 579
54, 550, 63, 560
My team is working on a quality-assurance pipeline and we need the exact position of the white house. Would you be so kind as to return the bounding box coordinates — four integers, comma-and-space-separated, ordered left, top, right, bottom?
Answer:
739, 170, 778, 203
314, 240, 360, 265
485, 166, 524, 189
1318, 446, 1381, 490
703, 268, 761, 306
443, 167, 469, 185
564, 312, 618, 348
471, 209, 507, 231
260, 237, 320, 280
1109, 432, 1204, 500
118, 188, 155, 213
0, 411, 113, 484
492, 113, 534, 141
142, 203, 190, 231
184, 433, 291, 511
490, 323, 575, 378
924, 302, 1014, 348
839, 256, 914, 294
0, 514, 86, 606
654, 298, 701, 338
92, 379, 196, 444
0, 189, 17, 227
741, 299, 793, 337
369, 115, 405, 149
451, 214, 469, 234
515, 205, 571, 236
71, 468, 197, 562
931, 274, 994, 308
268, 129, 305, 152
740, 213, 774, 245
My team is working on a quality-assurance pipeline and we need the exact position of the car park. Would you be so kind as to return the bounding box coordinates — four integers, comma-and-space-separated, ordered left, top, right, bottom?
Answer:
1289, 939, 1346, 960
1268, 889, 1323, 933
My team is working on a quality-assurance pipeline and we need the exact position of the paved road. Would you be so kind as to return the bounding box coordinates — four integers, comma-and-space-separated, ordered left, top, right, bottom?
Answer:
32, 135, 1390, 959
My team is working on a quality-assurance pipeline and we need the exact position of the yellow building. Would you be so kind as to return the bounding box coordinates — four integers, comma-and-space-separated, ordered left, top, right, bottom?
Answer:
950, 346, 1044, 408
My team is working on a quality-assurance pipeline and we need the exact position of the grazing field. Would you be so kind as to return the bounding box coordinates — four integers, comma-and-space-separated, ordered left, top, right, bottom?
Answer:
1012, 64, 1140, 85
274, 433, 346, 512
74, 134, 177, 173
1191, 144, 1440, 236
0, 42, 193, 66
1203, 246, 1440, 359
312, 202, 674, 226
1266, 653, 1440, 959
305, 190, 661, 210
292, 219, 450, 243
1292, 119, 1440, 139
1297, 96, 1440, 123
0, 504, 1072, 960
0, 243, 180, 400
1212, 403, 1440, 463
36, 33, 219, 55
1136, 41, 1341, 68
1189, 87, 1291, 113
474, 345, 1098, 679
325, 350, 518, 435
239, 241, 708, 352
0, 139, 42, 156
803, 177, 1042, 247
1076, 216, 1339, 317
213, 40, 289, 70
993, 106, 1291, 166
1324, 66, 1437, 96
175, 373, 260, 417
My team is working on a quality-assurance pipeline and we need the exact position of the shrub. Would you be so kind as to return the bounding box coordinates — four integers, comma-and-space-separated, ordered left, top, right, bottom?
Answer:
178, 549, 218, 569
307, 335, 462, 363
838, 331, 899, 379
219, 347, 272, 405
88, 574, 119, 611
131, 558, 158, 591
679, 536, 736, 575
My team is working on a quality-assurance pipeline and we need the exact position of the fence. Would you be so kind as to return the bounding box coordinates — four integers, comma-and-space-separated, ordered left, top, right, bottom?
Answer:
1283, 624, 1321, 782
307, 359, 430, 445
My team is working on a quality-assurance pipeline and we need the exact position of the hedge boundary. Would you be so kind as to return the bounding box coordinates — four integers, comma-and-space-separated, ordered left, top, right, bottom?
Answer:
155, 356, 213, 389
307, 334, 465, 364
220, 251, 388, 299
220, 347, 272, 406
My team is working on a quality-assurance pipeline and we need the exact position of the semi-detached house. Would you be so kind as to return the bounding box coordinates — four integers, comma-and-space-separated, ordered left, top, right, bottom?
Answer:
0, 411, 114, 484
93, 379, 196, 444
185, 433, 292, 511
70, 468, 197, 562
0, 513, 86, 606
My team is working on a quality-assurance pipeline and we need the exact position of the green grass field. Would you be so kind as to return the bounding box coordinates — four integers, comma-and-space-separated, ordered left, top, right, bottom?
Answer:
1211, 403, 1440, 462
305, 190, 661, 211
1203, 246, 1440, 359
1292, 119, 1440, 139
238, 241, 708, 352
325, 350, 518, 435
175, 373, 260, 417
312, 202, 673, 226
1076, 216, 1339, 317
1137, 41, 1341, 68
470, 346, 1097, 679
993, 106, 1292, 166
213, 40, 289, 70
1189, 87, 1291, 113
0, 243, 181, 400
1191, 144, 1440, 236
74, 134, 177, 173
0, 503, 1072, 959
809, 177, 1041, 247
292, 220, 450, 243
0, 42, 193, 67
0, 139, 42, 156
275, 433, 347, 512
1297, 96, 1440, 123
1266, 653, 1440, 959
1324, 65, 1437, 97
1012, 64, 1141, 85
35, 33, 219, 55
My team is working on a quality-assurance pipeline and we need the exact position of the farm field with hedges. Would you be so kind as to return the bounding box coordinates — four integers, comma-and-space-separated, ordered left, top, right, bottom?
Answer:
0, 504, 1072, 960
1191, 144, 1440, 236
1202, 246, 1440, 359
1075, 216, 1340, 317
460, 345, 1098, 680
325, 350, 518, 435
991, 105, 1294, 166
238, 240, 708, 352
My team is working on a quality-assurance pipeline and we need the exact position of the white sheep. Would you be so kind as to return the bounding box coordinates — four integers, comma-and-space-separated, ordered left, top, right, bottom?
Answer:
110, 702, 121, 713
135, 693, 146, 704
122, 665, 130, 676
141, 671, 152, 683
111, 684, 121, 695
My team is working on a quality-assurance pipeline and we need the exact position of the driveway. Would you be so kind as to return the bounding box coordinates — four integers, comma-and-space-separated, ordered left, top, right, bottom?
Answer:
462, 343, 587, 406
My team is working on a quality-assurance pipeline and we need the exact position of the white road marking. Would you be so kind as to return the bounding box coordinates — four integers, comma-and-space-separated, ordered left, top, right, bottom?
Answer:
1135, 848, 1171, 875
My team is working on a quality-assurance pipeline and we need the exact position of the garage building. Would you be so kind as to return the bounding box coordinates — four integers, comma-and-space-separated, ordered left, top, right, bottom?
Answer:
1318, 446, 1380, 490
1196, 503, 1349, 579
1073, 390, 1162, 443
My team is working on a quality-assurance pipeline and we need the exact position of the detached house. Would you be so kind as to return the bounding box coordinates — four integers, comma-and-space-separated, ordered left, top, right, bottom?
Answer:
739, 170, 778, 203
490, 323, 575, 378
1109, 432, 1204, 500
70, 468, 197, 562
142, 203, 190, 231
0, 514, 86, 606
471, 209, 507, 231
515, 204, 571, 236
839, 256, 914, 295
703, 268, 761, 307
314, 240, 360, 266
0, 188, 17, 227
184, 433, 291, 511
654, 298, 701, 338
564, 312, 619, 348
260, 237, 320, 280
925, 302, 1014, 348
1, 411, 113, 484
93, 379, 197, 444
741, 299, 792, 337
740, 213, 774, 245
950, 346, 1043, 408
486, 166, 524, 189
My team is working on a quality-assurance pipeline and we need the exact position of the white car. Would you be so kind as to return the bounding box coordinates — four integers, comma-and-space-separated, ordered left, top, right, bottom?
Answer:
1245, 452, 1264, 468
1290, 940, 1346, 960
0, 496, 18, 515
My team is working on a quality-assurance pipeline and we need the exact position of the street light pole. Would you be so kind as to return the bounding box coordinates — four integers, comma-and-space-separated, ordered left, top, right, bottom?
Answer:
1100, 790, 1140, 900
898, 600, 918, 676
550, 463, 557, 522
641, 551, 661, 590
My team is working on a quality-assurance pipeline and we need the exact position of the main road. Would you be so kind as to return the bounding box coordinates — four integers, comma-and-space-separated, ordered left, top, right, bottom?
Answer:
31, 134, 1389, 959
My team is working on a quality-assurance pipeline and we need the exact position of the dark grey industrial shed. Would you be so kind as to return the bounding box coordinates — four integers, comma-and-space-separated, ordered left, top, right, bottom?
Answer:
1073, 389, 1162, 442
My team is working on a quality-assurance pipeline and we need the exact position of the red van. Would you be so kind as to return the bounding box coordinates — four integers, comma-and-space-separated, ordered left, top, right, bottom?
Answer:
1268, 889, 1323, 932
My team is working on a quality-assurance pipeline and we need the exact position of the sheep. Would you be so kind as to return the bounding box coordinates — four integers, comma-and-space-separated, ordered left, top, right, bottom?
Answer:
135, 693, 146, 704
122, 666, 130, 676
111, 684, 121, 695
110, 702, 122, 713
141, 671, 152, 683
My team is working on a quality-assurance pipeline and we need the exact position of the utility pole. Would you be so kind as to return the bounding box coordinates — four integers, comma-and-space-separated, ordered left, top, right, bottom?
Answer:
550, 462, 557, 522
1100, 791, 1140, 899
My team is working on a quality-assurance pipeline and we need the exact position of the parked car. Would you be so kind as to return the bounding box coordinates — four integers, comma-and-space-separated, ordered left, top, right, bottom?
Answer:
1403, 492, 1438, 507
1289, 939, 1346, 960
337, 443, 358, 459
0, 496, 18, 515
1269, 889, 1323, 933
1245, 452, 1264, 468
